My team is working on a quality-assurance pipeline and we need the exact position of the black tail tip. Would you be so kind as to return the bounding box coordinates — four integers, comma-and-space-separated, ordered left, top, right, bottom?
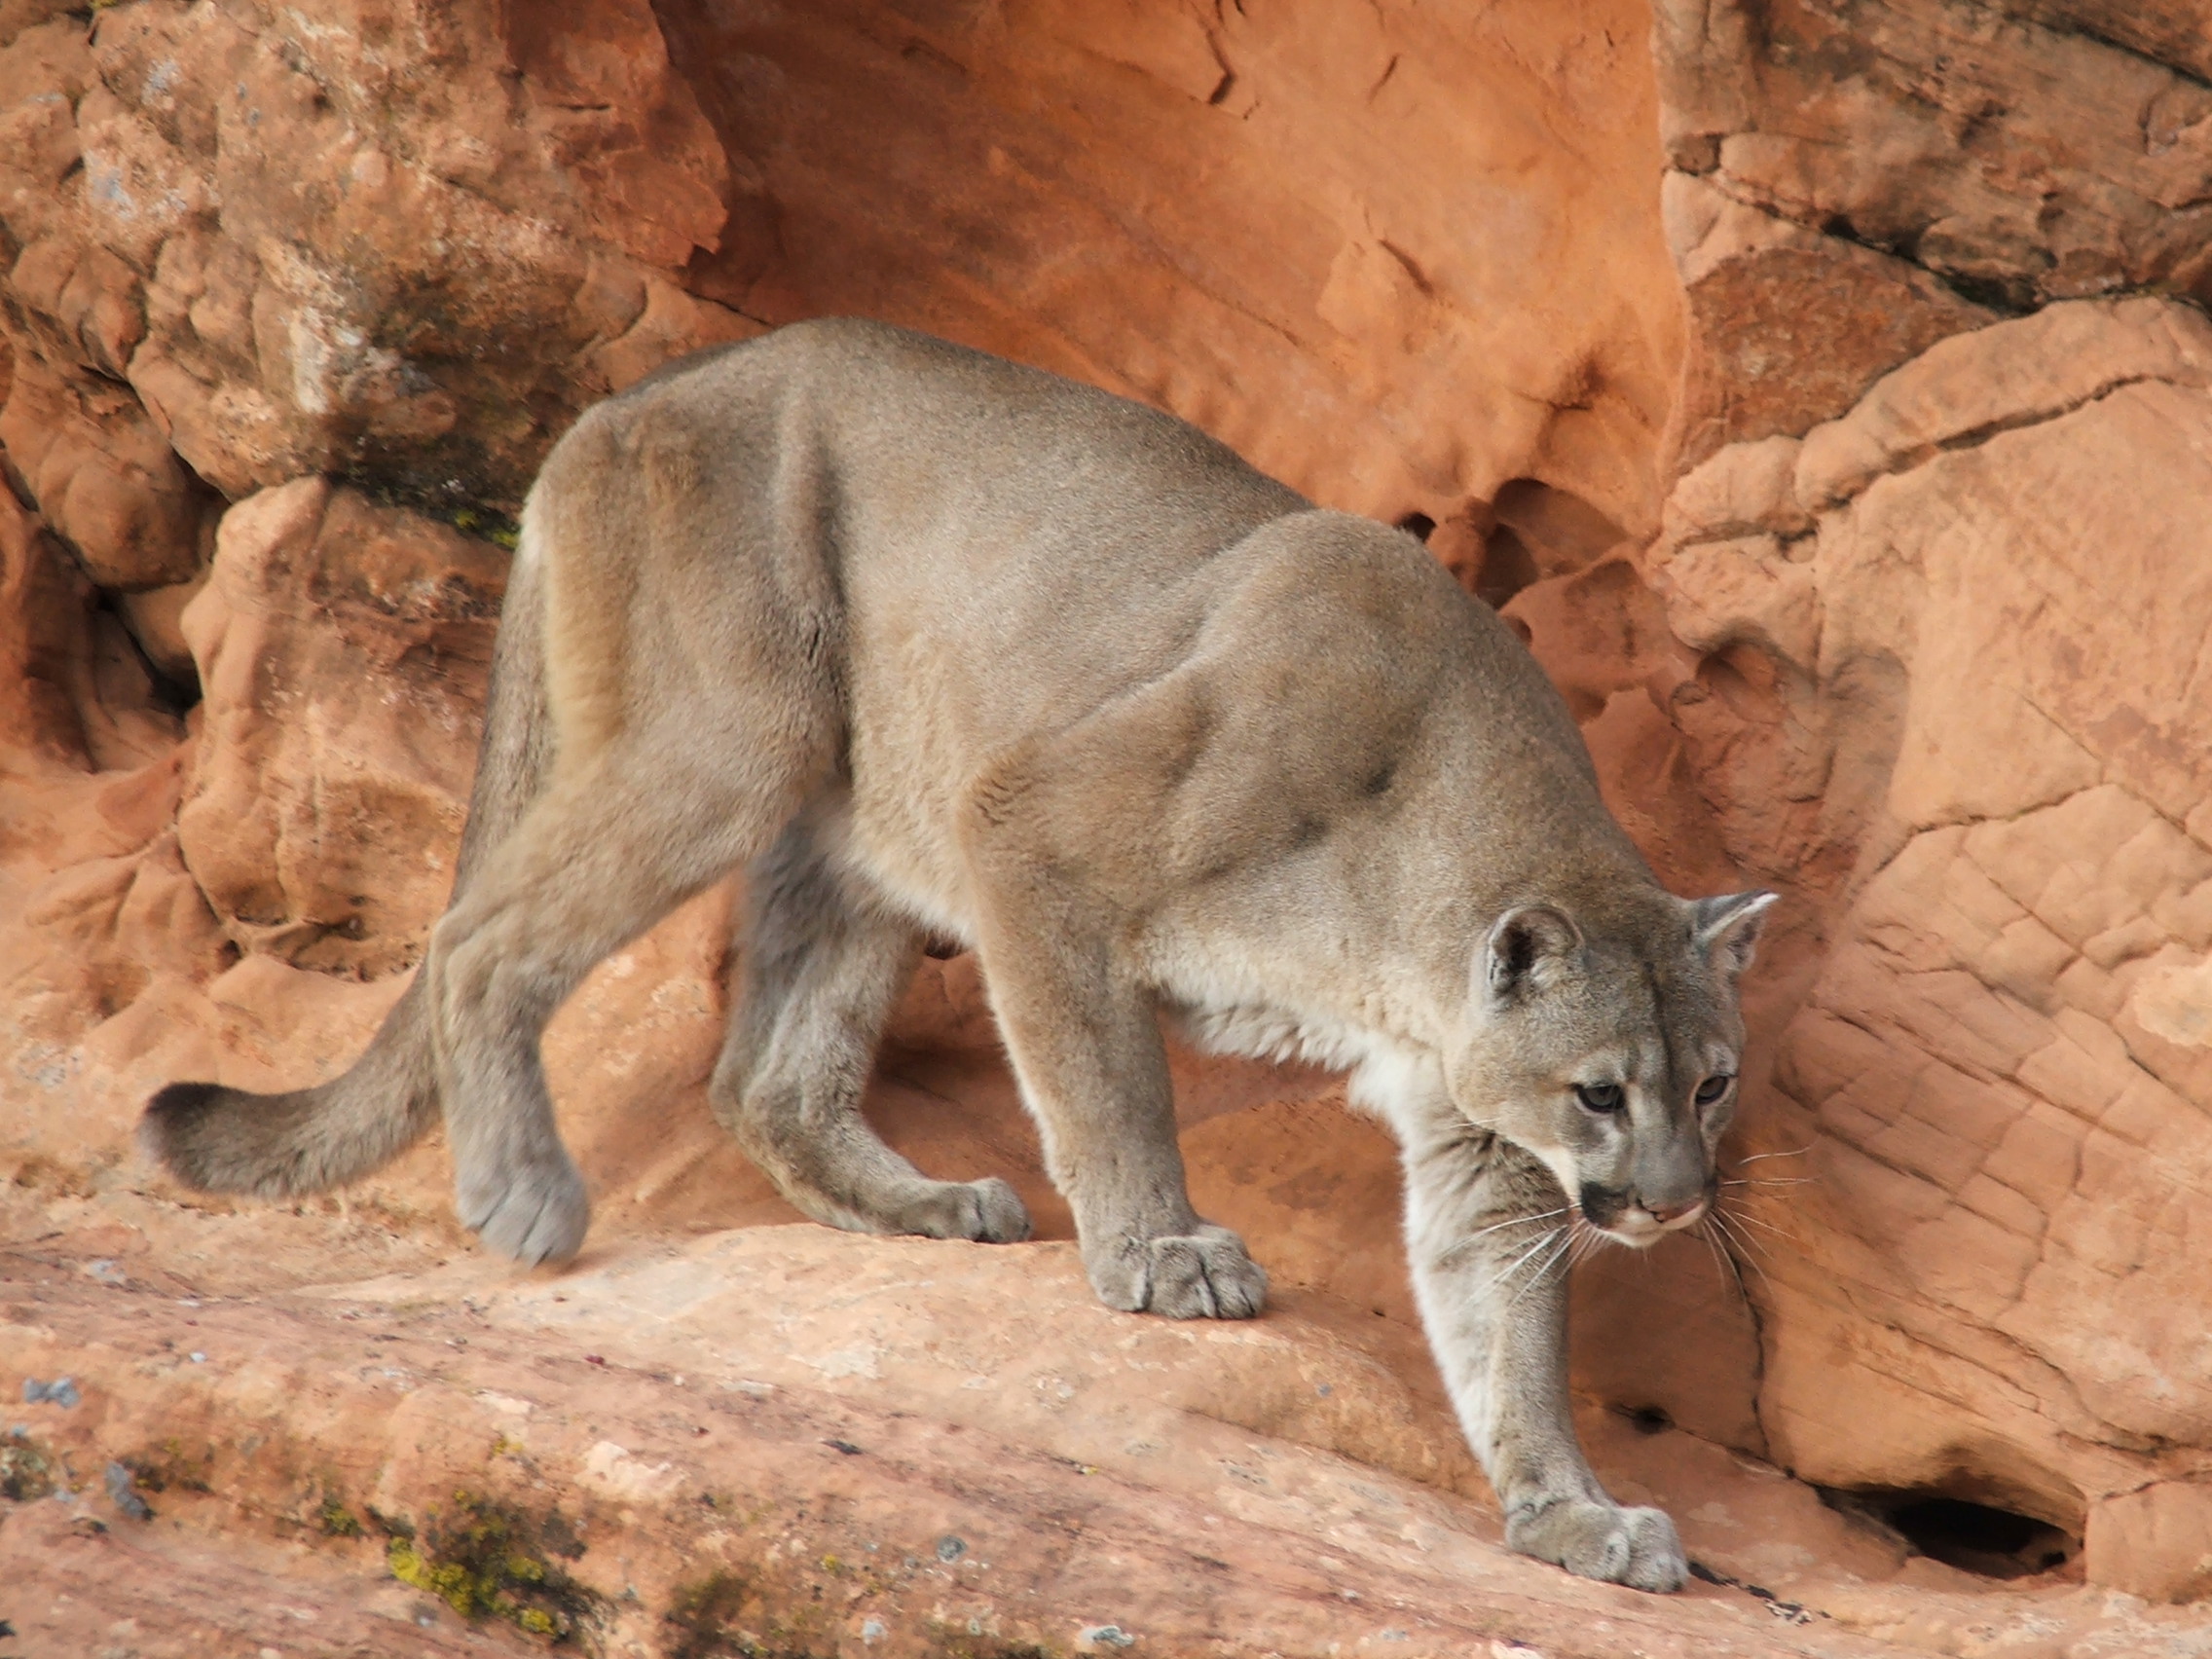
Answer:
139, 1081, 225, 1175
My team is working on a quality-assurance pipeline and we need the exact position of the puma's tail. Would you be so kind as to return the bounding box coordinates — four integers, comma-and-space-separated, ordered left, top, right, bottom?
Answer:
141, 513, 557, 1198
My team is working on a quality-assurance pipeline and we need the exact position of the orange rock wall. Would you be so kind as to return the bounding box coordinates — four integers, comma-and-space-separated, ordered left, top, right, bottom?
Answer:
5, 0, 2211, 1604
655, 0, 1684, 536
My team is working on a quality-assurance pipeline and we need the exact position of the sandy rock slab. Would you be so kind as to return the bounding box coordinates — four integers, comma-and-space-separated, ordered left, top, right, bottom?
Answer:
3, 1212, 2208, 1659
0, 1231, 1798, 1659
0, 1497, 539, 1657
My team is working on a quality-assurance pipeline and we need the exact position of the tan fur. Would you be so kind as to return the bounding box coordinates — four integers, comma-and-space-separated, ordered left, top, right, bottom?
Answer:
143, 320, 1773, 1592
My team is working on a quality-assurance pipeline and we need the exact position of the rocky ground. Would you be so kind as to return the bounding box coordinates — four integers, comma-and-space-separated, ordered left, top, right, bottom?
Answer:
9, 1160, 2212, 1659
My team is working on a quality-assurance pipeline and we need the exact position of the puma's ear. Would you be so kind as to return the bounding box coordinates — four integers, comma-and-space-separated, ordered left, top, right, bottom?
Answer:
1480, 904, 1584, 1003
1692, 890, 1777, 979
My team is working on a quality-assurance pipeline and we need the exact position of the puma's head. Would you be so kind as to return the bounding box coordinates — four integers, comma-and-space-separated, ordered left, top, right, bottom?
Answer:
1446, 890, 1776, 1246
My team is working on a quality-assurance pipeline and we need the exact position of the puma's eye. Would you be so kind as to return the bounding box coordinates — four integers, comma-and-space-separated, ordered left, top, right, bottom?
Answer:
1574, 1083, 1625, 1114
1694, 1075, 1735, 1106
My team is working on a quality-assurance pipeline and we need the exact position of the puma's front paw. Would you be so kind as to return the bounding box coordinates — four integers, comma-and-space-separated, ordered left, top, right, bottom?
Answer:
458, 1156, 591, 1266
1507, 1498, 1686, 1593
1087, 1223, 1268, 1319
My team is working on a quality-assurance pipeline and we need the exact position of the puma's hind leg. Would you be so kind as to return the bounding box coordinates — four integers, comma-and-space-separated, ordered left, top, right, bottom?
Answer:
426, 383, 868, 1265
709, 810, 1029, 1243
432, 744, 822, 1264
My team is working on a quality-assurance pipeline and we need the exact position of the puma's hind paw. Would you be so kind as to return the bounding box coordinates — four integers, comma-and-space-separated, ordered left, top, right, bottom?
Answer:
896, 1175, 1032, 1243
1088, 1223, 1268, 1320
458, 1156, 591, 1267
1507, 1498, 1686, 1593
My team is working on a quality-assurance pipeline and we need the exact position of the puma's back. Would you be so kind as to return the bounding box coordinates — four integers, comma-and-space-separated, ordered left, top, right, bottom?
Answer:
582, 321, 1638, 957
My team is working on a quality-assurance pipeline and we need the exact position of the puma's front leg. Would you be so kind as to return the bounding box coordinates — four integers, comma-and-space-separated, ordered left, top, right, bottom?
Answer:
960, 727, 1266, 1321
1399, 1105, 1686, 1592
974, 915, 1265, 1320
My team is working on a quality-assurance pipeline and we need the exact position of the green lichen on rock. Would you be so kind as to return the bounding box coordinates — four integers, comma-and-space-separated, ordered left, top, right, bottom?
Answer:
0, 1437, 55, 1501
384, 1490, 602, 1643
444, 505, 523, 551
316, 1493, 364, 1536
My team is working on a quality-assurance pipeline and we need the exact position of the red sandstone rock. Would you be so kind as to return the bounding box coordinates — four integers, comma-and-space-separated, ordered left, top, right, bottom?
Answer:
1645, 297, 2212, 1590
175, 478, 506, 977
2085, 1479, 2212, 1604
1649, 0, 2212, 477
1652, 0, 2212, 312
3, 0, 2211, 1637
0, 349, 214, 591
0, 466, 184, 793
1659, 174, 1995, 470
656, 0, 1685, 538
0, 0, 754, 531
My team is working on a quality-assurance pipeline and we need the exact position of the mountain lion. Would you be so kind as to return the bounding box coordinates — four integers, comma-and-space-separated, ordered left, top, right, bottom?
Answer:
145, 319, 1771, 1592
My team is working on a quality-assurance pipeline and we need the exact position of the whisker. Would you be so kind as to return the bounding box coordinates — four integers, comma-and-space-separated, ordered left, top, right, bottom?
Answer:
1711, 1211, 1777, 1292
1701, 1216, 1752, 1306
1433, 1208, 1570, 1270
1504, 1230, 1574, 1311
1469, 1206, 1570, 1238
1565, 1224, 1602, 1272
1695, 1221, 1730, 1287
1720, 1177, 1813, 1188
1468, 1228, 1566, 1301
1732, 1144, 1814, 1166
1716, 1202, 1791, 1241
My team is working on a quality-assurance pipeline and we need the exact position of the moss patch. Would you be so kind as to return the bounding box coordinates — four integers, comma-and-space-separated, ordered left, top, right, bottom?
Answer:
665, 1571, 829, 1659
121, 1438, 214, 1495
664, 1570, 1055, 1659
385, 1490, 603, 1643
926, 1628, 1055, 1659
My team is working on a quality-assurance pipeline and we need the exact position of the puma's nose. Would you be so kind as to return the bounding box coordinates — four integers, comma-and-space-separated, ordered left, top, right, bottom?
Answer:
1643, 1197, 1706, 1226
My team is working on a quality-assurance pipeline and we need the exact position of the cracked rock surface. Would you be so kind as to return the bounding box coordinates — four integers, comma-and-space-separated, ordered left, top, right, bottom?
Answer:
1645, 293, 2212, 1572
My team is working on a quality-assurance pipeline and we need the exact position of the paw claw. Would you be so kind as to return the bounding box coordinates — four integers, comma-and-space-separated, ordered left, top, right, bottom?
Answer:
906, 1176, 1031, 1243
1507, 1498, 1685, 1593
1088, 1224, 1267, 1319
458, 1159, 590, 1266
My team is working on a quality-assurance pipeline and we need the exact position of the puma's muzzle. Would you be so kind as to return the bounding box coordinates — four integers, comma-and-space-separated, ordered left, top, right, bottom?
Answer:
1577, 1180, 1713, 1245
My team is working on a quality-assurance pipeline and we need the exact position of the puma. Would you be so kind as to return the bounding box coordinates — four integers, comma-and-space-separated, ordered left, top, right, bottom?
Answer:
144, 319, 1771, 1592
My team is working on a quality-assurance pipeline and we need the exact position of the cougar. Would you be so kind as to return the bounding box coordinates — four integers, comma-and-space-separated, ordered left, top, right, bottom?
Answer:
144, 319, 1771, 1592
